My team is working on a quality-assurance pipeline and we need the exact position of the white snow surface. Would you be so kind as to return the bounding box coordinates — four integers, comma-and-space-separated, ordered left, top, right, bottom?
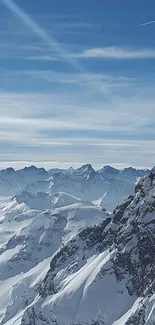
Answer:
0, 165, 154, 325
0, 191, 109, 325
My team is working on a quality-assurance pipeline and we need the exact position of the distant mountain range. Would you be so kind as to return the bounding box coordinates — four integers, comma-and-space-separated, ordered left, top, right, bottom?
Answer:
0, 164, 149, 211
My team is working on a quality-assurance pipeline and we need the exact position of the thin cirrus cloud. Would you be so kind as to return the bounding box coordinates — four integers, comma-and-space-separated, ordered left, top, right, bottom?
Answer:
26, 55, 58, 61
0, 92, 154, 139
1, 139, 155, 170
1, 0, 110, 95
1, 0, 84, 72
139, 20, 155, 27
0, 91, 155, 169
16, 70, 134, 92
74, 47, 155, 59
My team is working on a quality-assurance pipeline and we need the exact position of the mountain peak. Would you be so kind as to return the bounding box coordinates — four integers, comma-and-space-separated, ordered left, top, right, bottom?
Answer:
98, 165, 120, 180
22, 165, 38, 171
1, 167, 15, 173
73, 164, 95, 180
99, 165, 119, 173
5, 167, 15, 173
75, 164, 94, 173
20, 166, 47, 175
67, 166, 74, 173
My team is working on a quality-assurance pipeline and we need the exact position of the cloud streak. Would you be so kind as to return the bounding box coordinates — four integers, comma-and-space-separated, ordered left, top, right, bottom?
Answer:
139, 20, 155, 27
2, 0, 111, 96
0, 91, 155, 142
74, 47, 155, 59
26, 55, 58, 61
2, 0, 83, 72
1, 139, 155, 170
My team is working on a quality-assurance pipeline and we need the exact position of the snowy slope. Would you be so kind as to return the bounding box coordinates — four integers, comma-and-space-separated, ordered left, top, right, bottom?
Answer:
15, 191, 93, 211
7, 167, 155, 325
0, 192, 108, 325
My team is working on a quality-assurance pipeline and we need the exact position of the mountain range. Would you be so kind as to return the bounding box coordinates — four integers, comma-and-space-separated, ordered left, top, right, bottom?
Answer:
0, 164, 154, 325
0, 164, 149, 211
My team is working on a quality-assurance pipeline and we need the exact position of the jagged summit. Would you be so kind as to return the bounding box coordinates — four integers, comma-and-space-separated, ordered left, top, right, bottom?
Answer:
1, 167, 15, 173
119, 166, 148, 179
67, 166, 74, 173
70, 164, 95, 181
74, 163, 95, 173
20, 165, 47, 174
98, 165, 120, 179
22, 165, 38, 171
0, 164, 150, 210
99, 165, 119, 173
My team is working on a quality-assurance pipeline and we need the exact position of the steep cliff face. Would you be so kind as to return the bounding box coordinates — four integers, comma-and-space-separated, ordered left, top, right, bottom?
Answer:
20, 169, 155, 325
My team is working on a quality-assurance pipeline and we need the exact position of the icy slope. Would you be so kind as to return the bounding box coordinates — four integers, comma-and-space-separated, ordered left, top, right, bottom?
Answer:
18, 168, 155, 325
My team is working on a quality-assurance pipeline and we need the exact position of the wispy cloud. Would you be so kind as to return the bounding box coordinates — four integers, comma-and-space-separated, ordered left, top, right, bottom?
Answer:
51, 22, 93, 29
0, 139, 155, 170
19, 70, 134, 91
0, 91, 154, 138
0, 42, 57, 60
26, 55, 58, 61
74, 47, 155, 59
2, 0, 83, 72
1, 0, 109, 95
139, 20, 155, 27
0, 90, 155, 169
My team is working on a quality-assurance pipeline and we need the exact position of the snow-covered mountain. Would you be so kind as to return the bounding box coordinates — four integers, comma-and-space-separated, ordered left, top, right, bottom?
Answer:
0, 192, 108, 325
48, 167, 74, 177
24, 164, 149, 211
0, 164, 149, 211
0, 166, 48, 196
98, 165, 120, 179
0, 168, 155, 324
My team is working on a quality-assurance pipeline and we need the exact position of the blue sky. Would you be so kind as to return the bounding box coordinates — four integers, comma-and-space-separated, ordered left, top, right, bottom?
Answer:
0, 0, 155, 169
